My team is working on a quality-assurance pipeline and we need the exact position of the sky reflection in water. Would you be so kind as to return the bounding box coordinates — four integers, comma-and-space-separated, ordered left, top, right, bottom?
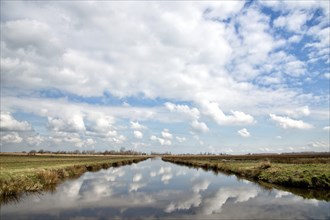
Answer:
1, 159, 329, 219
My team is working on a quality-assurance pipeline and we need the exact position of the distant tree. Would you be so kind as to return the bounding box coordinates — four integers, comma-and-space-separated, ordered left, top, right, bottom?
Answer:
38, 149, 44, 154
85, 150, 95, 155
73, 150, 81, 154
28, 150, 37, 156
103, 150, 109, 155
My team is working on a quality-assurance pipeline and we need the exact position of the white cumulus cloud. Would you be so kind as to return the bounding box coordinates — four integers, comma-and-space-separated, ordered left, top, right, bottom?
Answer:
191, 120, 209, 133
0, 112, 32, 131
161, 129, 173, 140
269, 114, 313, 129
133, 130, 143, 139
26, 135, 45, 146
200, 101, 255, 125
286, 106, 311, 117
238, 128, 251, 138
165, 102, 200, 119
175, 136, 186, 143
1, 132, 23, 143
48, 114, 85, 133
150, 135, 172, 146
130, 121, 146, 130
165, 102, 208, 133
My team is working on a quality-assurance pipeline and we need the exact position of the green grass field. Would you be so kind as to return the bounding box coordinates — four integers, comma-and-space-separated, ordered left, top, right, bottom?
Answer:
162, 154, 330, 189
0, 154, 148, 180
0, 154, 149, 201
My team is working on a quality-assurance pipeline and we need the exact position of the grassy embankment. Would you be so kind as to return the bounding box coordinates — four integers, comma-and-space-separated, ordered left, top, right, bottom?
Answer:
162, 154, 330, 199
0, 154, 149, 200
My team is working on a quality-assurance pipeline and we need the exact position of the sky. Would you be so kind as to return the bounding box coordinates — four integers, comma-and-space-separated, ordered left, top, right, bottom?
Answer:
0, 1, 329, 154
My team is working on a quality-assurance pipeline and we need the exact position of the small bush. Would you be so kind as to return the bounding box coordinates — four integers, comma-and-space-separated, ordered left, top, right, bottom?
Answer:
258, 160, 272, 169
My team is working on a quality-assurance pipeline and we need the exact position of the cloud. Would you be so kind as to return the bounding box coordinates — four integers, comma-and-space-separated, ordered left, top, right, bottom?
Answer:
161, 129, 173, 140
85, 112, 114, 133
49, 132, 97, 148
2, 96, 169, 125
129, 182, 146, 192
202, 1, 245, 20
323, 126, 330, 131
288, 35, 303, 43
308, 141, 329, 148
131, 142, 148, 149
165, 102, 208, 133
275, 191, 291, 198
133, 130, 143, 139
165, 193, 201, 213
273, 11, 310, 33
150, 135, 171, 146
201, 187, 258, 215
1, 2, 329, 153
26, 135, 45, 146
1, 2, 326, 114
199, 101, 255, 125
269, 114, 313, 129
150, 135, 158, 142
158, 166, 172, 175
238, 128, 251, 138
286, 106, 311, 117
48, 115, 85, 133
165, 102, 200, 119
0, 112, 32, 131
133, 173, 142, 182
158, 166, 173, 184
150, 171, 157, 177
130, 121, 146, 130
192, 180, 210, 193
1, 19, 61, 57
164, 179, 209, 212
1, 132, 23, 143
175, 136, 186, 143
149, 129, 173, 146
161, 173, 173, 184
191, 120, 209, 133
111, 135, 126, 144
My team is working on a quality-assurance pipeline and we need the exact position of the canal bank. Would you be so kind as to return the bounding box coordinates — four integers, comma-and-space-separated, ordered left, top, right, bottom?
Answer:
162, 155, 330, 190
0, 154, 150, 200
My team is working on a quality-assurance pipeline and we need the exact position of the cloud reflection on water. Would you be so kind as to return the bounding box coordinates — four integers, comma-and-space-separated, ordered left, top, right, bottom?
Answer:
201, 187, 259, 215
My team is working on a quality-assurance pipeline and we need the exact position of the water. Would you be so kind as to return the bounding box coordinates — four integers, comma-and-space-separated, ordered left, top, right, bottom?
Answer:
1, 158, 329, 219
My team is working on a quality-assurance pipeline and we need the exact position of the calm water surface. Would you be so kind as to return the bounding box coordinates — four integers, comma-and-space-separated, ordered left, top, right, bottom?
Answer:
1, 158, 329, 219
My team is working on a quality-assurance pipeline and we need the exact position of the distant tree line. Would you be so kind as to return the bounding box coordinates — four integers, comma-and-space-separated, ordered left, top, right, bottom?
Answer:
25, 148, 147, 156
23, 150, 231, 156
150, 151, 172, 155
21, 149, 330, 156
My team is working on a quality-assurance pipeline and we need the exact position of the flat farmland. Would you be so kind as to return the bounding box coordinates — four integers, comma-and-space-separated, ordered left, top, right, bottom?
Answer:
162, 153, 330, 190
0, 154, 149, 199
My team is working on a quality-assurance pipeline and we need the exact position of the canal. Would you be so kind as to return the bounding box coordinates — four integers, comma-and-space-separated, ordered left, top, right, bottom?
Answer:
1, 158, 329, 219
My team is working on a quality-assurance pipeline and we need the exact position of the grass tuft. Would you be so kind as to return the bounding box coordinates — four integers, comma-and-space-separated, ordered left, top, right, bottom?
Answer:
258, 160, 272, 169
